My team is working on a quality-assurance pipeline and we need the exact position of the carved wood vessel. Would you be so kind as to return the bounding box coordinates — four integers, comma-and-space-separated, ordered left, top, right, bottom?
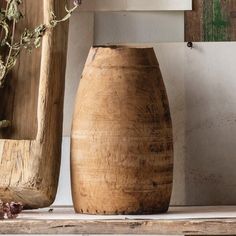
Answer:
71, 46, 173, 214
0, 0, 69, 208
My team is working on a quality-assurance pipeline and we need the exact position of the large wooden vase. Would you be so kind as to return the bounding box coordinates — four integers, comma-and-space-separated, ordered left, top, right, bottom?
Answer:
0, 0, 69, 208
71, 46, 173, 214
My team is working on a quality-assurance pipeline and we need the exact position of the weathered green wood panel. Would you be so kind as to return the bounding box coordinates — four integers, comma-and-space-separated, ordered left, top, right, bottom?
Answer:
185, 0, 236, 41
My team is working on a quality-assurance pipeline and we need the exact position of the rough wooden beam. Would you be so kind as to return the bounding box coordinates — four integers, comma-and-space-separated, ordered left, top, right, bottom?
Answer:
0, 0, 69, 208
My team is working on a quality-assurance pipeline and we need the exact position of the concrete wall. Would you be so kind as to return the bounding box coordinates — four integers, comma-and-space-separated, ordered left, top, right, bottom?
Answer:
94, 12, 184, 44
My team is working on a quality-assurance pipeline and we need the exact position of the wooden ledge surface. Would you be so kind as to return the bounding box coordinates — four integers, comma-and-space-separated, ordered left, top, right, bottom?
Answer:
1, 206, 236, 234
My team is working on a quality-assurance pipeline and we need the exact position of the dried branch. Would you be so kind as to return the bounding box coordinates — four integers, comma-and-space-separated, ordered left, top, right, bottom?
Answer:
0, 200, 23, 220
0, 0, 81, 128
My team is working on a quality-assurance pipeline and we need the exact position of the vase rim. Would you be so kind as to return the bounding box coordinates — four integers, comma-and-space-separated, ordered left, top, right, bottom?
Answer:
92, 45, 154, 50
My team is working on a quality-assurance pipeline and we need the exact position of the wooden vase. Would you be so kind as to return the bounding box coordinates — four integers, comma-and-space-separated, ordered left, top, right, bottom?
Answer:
0, 0, 69, 208
71, 46, 173, 214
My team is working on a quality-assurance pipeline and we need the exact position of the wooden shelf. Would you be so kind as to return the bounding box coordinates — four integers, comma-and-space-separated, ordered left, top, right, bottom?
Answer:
79, 0, 192, 11
1, 206, 236, 234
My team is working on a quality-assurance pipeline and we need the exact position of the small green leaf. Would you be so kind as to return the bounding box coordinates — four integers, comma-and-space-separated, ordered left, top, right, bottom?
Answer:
6, 0, 23, 22
0, 0, 80, 88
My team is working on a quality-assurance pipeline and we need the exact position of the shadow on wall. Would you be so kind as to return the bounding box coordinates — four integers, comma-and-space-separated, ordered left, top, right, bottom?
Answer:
158, 43, 236, 205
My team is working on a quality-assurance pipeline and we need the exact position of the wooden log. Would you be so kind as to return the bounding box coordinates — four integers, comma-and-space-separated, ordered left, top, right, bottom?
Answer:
0, 0, 69, 208
71, 46, 173, 215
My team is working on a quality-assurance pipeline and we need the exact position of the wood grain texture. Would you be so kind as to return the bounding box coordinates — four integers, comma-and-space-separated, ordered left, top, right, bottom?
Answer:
0, 0, 42, 139
185, 0, 236, 41
185, 0, 204, 42
71, 46, 173, 215
0, 0, 69, 208
1, 207, 236, 234
2, 219, 236, 235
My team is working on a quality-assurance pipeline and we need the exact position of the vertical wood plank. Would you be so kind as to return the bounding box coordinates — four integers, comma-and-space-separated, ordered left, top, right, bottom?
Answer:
203, 0, 229, 41
185, 0, 203, 41
185, 0, 236, 41
227, 0, 236, 40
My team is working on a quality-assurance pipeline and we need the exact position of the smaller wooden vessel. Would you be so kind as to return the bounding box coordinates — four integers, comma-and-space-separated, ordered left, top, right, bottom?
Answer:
71, 46, 173, 214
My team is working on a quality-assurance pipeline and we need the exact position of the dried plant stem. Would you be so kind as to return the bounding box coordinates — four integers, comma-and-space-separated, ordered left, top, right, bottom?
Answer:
0, 0, 81, 129
7, 19, 16, 66
2, 19, 16, 85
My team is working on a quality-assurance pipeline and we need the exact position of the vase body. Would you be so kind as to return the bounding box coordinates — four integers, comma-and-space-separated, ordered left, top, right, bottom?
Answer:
71, 46, 173, 214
